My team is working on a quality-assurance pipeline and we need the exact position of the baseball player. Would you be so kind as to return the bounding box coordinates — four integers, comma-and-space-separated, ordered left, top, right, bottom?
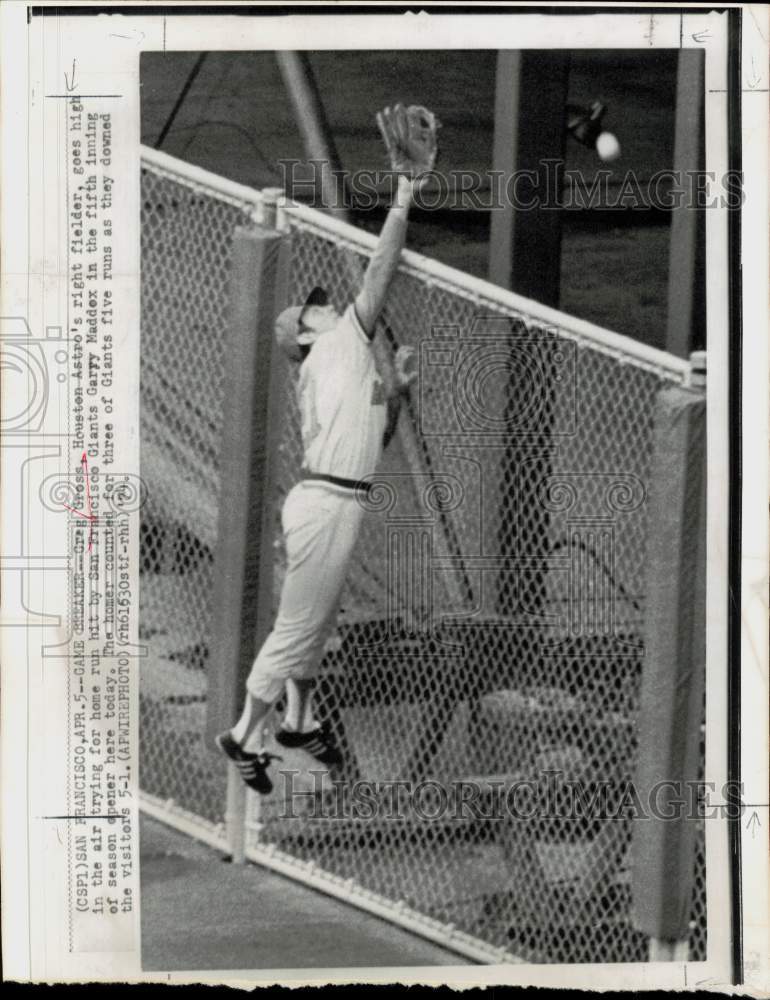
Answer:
216, 104, 440, 793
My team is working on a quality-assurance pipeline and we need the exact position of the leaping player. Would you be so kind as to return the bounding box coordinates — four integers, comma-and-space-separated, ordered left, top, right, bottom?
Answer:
216, 104, 440, 793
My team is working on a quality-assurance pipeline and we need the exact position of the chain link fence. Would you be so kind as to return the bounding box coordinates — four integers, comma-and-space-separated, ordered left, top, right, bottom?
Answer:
139, 147, 706, 964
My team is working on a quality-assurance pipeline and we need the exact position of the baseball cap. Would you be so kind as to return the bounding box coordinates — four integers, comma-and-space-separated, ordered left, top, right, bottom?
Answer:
274, 286, 329, 361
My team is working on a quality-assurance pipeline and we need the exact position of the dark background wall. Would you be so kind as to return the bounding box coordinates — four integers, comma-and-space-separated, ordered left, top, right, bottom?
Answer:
141, 50, 685, 347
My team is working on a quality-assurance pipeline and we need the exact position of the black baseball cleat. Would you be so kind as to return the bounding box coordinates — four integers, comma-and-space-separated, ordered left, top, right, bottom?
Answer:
215, 731, 282, 794
275, 721, 343, 767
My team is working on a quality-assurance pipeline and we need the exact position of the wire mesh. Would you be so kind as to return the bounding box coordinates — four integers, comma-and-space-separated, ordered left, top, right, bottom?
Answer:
139, 165, 255, 823
139, 150, 707, 964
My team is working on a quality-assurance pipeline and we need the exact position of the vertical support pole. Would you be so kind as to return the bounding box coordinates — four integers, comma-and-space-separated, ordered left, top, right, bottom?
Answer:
489, 51, 570, 307
206, 203, 290, 862
276, 51, 349, 218
631, 378, 707, 955
488, 53, 568, 654
489, 51, 519, 291
666, 49, 706, 357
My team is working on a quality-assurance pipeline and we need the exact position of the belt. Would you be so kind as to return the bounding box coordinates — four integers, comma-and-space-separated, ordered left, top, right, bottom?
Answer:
301, 469, 371, 495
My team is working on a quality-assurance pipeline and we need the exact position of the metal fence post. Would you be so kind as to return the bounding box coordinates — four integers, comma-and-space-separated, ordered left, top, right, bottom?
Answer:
206, 198, 290, 861
630, 363, 707, 956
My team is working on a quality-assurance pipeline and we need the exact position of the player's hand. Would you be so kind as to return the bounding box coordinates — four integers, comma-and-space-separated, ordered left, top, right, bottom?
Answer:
394, 345, 417, 390
376, 104, 440, 180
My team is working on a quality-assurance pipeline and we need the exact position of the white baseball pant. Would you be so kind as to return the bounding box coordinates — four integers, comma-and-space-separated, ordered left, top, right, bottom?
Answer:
246, 481, 364, 703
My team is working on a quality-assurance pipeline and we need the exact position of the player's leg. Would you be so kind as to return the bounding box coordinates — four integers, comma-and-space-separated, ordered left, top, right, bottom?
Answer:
215, 689, 279, 795
281, 564, 350, 735
231, 692, 273, 749
215, 485, 309, 791
262, 485, 363, 761
284, 677, 317, 733
245, 489, 346, 694
222, 483, 333, 736
221, 485, 362, 786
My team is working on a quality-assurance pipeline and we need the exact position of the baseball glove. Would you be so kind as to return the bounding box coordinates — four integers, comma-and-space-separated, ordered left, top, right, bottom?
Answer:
375, 103, 440, 179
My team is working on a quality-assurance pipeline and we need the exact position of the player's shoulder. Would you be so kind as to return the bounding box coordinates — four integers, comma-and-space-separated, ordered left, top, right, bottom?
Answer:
314, 304, 370, 355
326, 303, 370, 345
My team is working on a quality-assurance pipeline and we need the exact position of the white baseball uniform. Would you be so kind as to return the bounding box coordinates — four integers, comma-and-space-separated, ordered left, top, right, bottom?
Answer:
245, 190, 411, 704
246, 305, 388, 703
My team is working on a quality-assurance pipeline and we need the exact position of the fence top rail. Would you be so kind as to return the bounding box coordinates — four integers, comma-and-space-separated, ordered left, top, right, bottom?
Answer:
141, 144, 264, 211
141, 144, 690, 381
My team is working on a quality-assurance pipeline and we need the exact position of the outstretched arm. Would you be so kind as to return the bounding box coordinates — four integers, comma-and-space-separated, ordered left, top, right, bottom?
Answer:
359, 103, 437, 407
354, 175, 415, 340
355, 176, 418, 404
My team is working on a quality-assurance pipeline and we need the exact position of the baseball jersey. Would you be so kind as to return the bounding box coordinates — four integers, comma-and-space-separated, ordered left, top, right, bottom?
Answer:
297, 304, 387, 481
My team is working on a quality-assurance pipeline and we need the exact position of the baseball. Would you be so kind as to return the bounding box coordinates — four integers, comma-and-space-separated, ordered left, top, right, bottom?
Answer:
596, 130, 621, 162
